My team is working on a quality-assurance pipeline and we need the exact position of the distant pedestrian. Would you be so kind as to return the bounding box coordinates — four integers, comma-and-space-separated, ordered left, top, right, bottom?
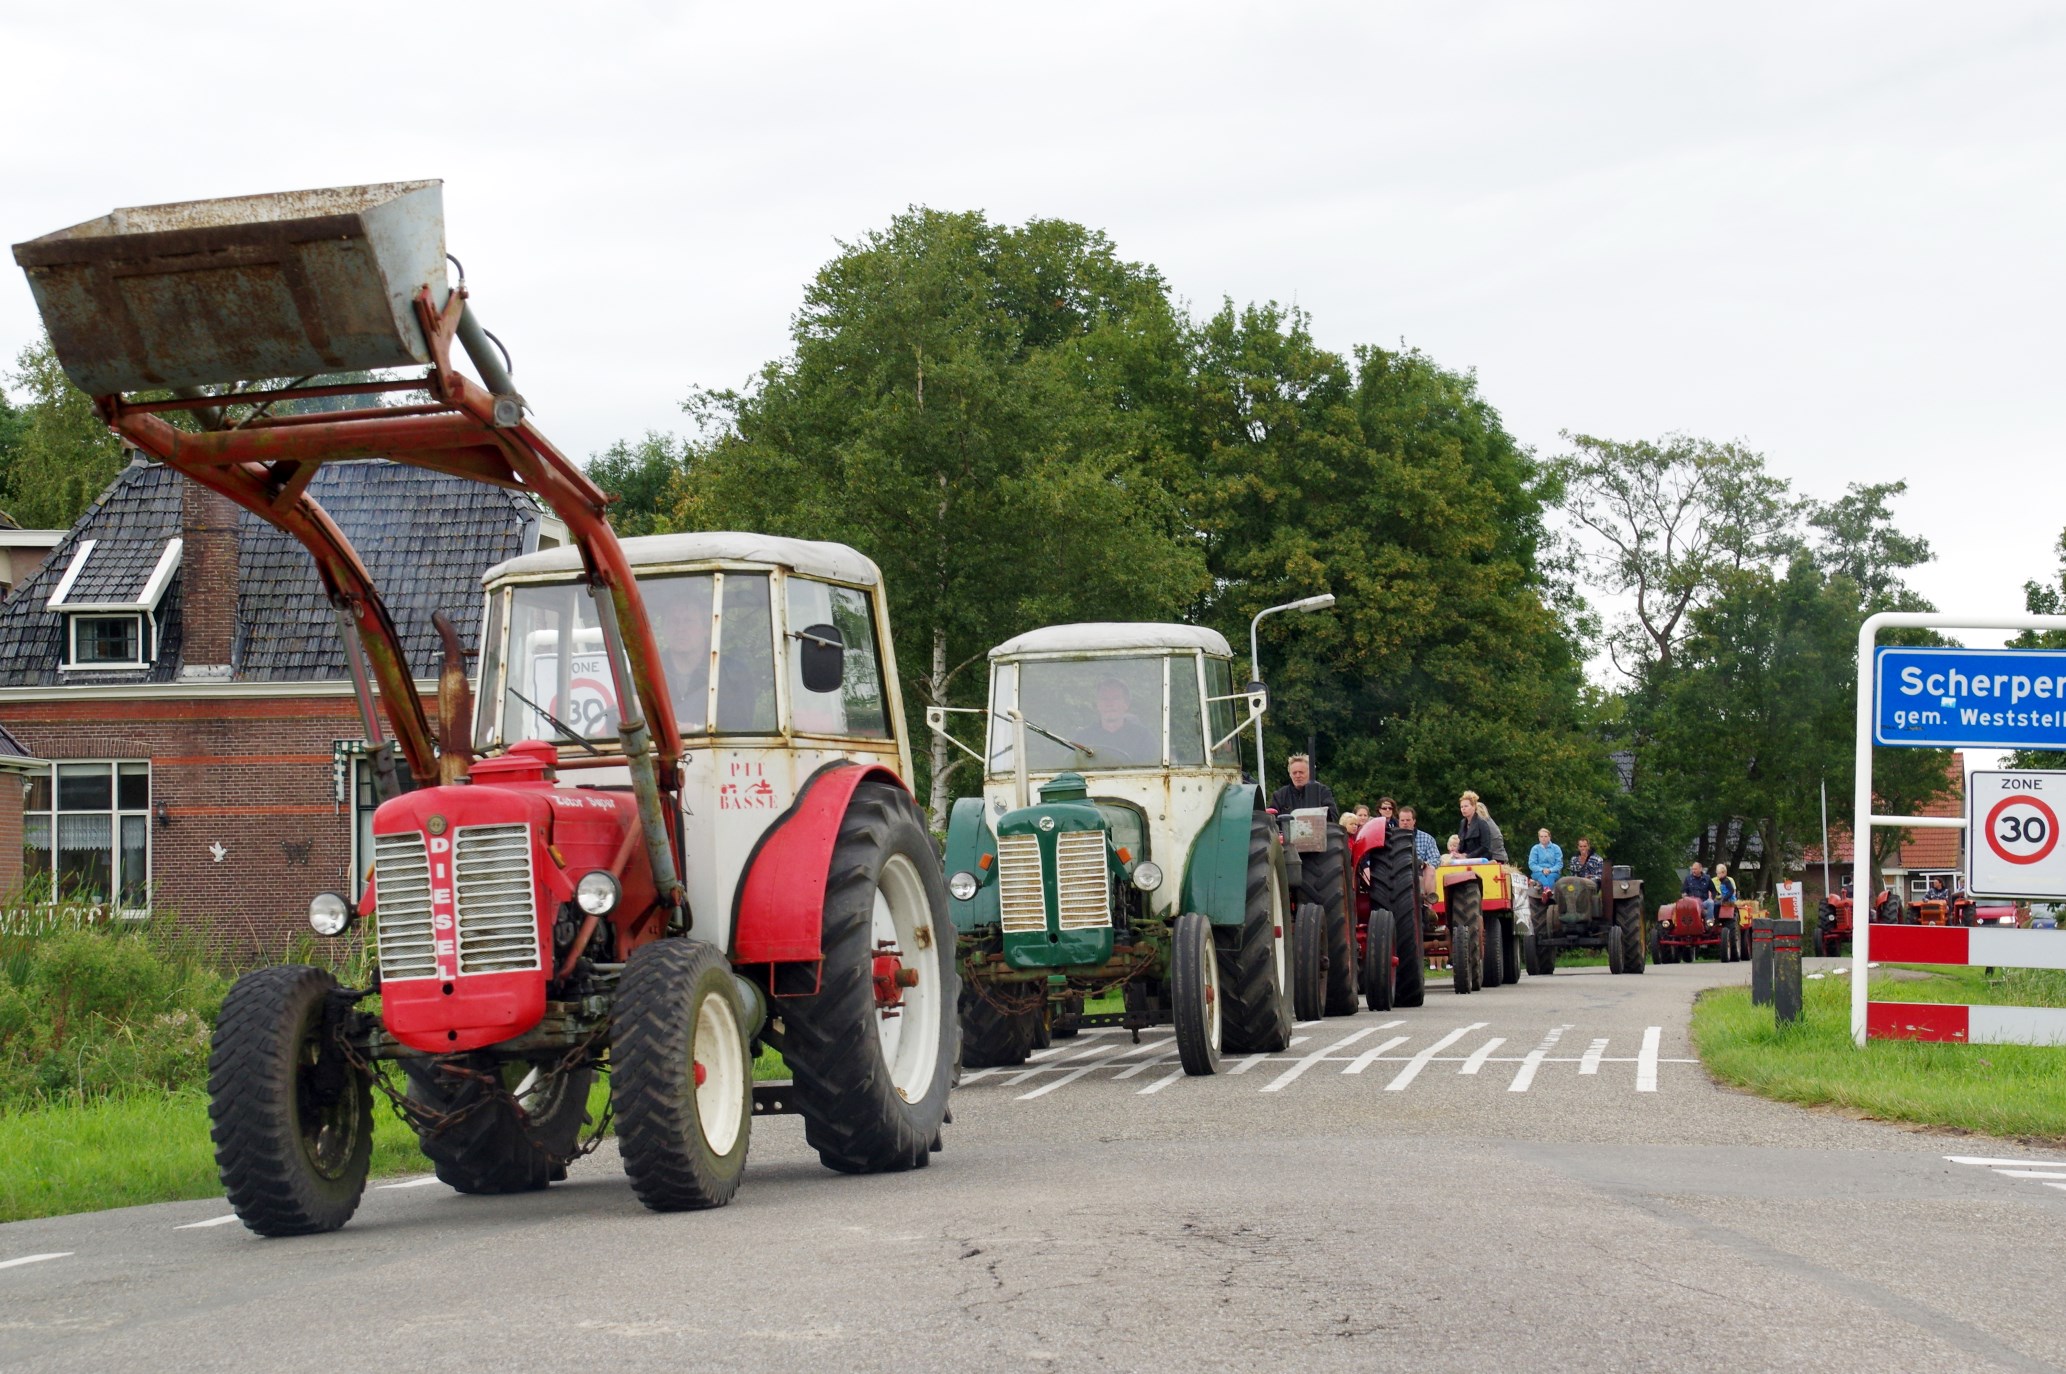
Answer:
1528, 828, 1564, 891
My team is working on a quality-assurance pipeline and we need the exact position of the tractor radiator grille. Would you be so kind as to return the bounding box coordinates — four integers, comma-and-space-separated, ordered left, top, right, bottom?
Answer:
453, 824, 541, 975
995, 834, 1047, 935
1053, 831, 1112, 931
372, 831, 437, 982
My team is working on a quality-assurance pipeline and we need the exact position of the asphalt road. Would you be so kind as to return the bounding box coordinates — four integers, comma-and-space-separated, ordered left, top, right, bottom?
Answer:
5, 957, 2064, 1373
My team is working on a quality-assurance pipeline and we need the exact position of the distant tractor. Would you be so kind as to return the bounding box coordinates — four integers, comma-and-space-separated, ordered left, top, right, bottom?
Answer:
1818, 893, 1855, 957
1531, 862, 1647, 974
15, 182, 959, 1234
935, 624, 1290, 1076
1349, 820, 1425, 1010
1652, 896, 1728, 962
1426, 860, 1526, 994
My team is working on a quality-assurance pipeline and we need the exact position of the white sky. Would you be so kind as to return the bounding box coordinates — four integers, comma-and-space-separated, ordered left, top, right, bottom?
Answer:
4, 1, 2063, 644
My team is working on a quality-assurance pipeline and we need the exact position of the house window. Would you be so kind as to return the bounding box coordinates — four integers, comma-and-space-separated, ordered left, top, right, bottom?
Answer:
20, 761, 151, 913
66, 613, 150, 669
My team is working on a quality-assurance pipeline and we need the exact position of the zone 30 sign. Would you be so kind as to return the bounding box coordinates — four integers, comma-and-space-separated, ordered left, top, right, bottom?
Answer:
1875, 646, 2066, 750
1967, 770, 2066, 899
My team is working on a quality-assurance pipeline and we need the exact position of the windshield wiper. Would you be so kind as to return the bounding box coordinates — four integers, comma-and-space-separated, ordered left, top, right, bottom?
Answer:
507, 687, 603, 756
1017, 714, 1098, 759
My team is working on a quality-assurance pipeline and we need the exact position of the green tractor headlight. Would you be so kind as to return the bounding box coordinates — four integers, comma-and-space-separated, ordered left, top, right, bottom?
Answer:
1131, 861, 1163, 893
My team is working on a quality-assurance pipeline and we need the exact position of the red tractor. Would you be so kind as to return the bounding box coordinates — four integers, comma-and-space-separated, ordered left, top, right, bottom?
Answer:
14, 182, 959, 1234
1818, 892, 1855, 956
1347, 819, 1425, 1011
1651, 896, 1733, 962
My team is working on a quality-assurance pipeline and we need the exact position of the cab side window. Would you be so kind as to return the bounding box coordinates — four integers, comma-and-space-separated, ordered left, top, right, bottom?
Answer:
786, 578, 891, 739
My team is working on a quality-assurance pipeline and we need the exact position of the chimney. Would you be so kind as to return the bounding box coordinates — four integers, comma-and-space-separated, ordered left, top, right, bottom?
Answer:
178, 482, 239, 678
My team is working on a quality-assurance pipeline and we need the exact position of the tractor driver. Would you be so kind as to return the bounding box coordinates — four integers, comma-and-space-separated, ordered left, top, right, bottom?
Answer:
1082, 677, 1160, 765
660, 617, 713, 733
1568, 837, 1604, 882
1270, 753, 1340, 822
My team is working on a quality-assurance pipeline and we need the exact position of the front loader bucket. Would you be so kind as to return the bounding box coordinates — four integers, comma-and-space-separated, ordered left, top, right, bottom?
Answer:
12, 180, 447, 396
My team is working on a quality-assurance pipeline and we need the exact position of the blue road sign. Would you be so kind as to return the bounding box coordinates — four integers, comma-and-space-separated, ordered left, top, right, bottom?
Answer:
1876, 646, 2066, 749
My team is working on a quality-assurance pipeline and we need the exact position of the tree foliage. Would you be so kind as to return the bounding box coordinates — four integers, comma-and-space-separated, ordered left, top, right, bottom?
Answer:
2, 339, 125, 530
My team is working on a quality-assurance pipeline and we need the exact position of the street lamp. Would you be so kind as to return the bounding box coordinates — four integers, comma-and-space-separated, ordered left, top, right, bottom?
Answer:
1249, 593, 1336, 793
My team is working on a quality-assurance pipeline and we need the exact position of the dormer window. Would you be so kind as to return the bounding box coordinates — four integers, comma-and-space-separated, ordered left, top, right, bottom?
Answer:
46, 535, 180, 672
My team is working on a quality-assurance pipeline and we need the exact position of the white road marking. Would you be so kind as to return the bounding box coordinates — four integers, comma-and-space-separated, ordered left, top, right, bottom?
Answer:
1947, 1155, 2066, 1169
2049, 1183, 2066, 1193
1579, 1037, 1609, 1075
1457, 1037, 1507, 1074
175, 1214, 241, 1230
1228, 1036, 1309, 1075
1989, 1169, 2066, 1180
1343, 1036, 1411, 1074
376, 1176, 445, 1190
1386, 1024, 1487, 1092
1000, 1038, 1131, 1087
1635, 1025, 1663, 1093
1113, 1052, 1178, 1080
1508, 1025, 1571, 1093
1261, 1027, 1378, 1092
1138, 1067, 1187, 1094
1018, 1040, 1171, 1099
0, 1253, 72, 1271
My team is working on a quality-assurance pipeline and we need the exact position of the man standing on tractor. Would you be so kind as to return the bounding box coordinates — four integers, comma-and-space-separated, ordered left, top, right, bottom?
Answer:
1529, 828, 1563, 892
1271, 752, 1339, 821
1569, 836, 1604, 881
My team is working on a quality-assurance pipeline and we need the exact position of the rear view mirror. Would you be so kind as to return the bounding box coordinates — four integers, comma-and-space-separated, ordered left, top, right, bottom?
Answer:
797, 623, 845, 694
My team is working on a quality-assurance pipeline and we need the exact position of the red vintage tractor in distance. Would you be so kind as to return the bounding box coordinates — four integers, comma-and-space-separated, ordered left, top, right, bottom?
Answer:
13, 182, 958, 1234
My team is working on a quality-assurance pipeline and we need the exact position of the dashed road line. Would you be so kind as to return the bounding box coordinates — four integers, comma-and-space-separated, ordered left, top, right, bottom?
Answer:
1261, 1026, 1378, 1093
1020, 1040, 1169, 1099
1385, 1023, 1487, 1092
1509, 1025, 1571, 1093
1137, 1066, 1187, 1094
1579, 1037, 1609, 1075
1458, 1036, 1506, 1074
175, 1214, 242, 1230
0, 1253, 72, 1271
1636, 1025, 1663, 1092
1343, 1036, 1410, 1074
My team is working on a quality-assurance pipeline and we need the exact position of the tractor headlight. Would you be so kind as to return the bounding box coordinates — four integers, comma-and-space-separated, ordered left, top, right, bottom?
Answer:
576, 870, 621, 916
307, 891, 353, 937
949, 870, 979, 901
1131, 861, 1164, 893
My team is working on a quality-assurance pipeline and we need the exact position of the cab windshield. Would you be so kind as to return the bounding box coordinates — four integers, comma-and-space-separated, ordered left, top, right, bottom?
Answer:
986, 653, 1211, 773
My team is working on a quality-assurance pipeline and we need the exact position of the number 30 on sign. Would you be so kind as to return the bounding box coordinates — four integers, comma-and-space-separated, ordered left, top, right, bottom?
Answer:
1968, 771, 2066, 898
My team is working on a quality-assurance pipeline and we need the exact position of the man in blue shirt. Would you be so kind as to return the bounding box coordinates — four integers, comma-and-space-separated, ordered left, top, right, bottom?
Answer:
1398, 805, 1440, 869
1528, 827, 1564, 892
1683, 862, 1717, 921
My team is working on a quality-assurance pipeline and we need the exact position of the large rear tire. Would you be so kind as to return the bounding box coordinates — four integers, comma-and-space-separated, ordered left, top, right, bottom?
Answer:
1221, 813, 1293, 1054
1363, 909, 1397, 1012
1309, 827, 1360, 1016
1608, 924, 1626, 974
208, 965, 373, 1237
1616, 896, 1647, 975
1503, 917, 1523, 984
612, 939, 752, 1212
1364, 830, 1426, 1008
1480, 908, 1505, 988
1450, 880, 1484, 994
1171, 910, 1223, 1076
958, 984, 1040, 1069
1292, 900, 1326, 1022
403, 1056, 594, 1194
781, 781, 959, 1174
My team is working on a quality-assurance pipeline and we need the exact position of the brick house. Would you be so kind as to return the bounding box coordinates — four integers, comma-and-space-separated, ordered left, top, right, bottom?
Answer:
0, 456, 562, 948
1798, 752, 1967, 903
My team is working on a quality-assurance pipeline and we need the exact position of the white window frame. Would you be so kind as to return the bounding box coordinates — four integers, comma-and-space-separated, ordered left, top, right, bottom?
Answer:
20, 759, 153, 918
63, 611, 155, 671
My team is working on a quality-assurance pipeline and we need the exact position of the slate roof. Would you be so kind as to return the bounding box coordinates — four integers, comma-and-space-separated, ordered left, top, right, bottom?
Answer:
0, 459, 540, 688
49, 532, 179, 608
0, 722, 32, 757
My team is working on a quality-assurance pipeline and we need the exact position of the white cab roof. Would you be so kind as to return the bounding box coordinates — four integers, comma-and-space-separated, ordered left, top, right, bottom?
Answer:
486, 531, 882, 588
990, 622, 1233, 659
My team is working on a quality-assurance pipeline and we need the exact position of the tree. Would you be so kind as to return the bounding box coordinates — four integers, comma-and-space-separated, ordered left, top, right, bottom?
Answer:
2, 338, 125, 529
588, 433, 689, 538
670, 209, 1209, 825
2004, 528, 2066, 770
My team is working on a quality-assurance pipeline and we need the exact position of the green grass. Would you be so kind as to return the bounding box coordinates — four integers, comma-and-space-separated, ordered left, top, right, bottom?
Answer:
1857, 963, 2066, 1009
1692, 974, 2066, 1144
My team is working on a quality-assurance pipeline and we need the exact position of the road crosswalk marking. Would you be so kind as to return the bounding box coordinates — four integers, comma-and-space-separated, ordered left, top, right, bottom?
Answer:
1386, 1024, 1487, 1091
1946, 1155, 2066, 1197
1508, 1025, 1571, 1093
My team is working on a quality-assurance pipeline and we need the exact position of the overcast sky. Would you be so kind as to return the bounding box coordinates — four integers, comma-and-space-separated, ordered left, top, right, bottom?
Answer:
5, 1, 2062, 652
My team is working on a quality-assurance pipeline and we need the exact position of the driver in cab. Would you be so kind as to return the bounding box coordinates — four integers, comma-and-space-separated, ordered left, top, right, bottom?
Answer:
1082, 677, 1159, 765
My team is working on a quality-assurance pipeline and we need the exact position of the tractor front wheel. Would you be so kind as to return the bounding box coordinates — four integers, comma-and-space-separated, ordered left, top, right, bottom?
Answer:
1616, 897, 1647, 974
1292, 901, 1326, 1021
783, 781, 959, 1174
1220, 814, 1294, 1053
1171, 910, 1223, 1076
1363, 909, 1397, 1013
403, 1056, 594, 1194
1480, 910, 1505, 988
1449, 882, 1484, 995
1309, 827, 1360, 1016
612, 939, 752, 1212
1503, 918, 1523, 984
208, 965, 373, 1236
1608, 924, 1626, 973
959, 986, 1040, 1068
1050, 995, 1085, 1040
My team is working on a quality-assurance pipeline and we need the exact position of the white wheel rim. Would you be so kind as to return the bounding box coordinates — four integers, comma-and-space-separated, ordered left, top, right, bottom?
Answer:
1204, 924, 1222, 1054
871, 853, 942, 1102
694, 987, 746, 1156
1271, 875, 1289, 993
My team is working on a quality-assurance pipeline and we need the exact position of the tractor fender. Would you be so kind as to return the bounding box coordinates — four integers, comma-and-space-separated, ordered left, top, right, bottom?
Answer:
730, 759, 909, 963
1181, 782, 1265, 927
942, 796, 1000, 933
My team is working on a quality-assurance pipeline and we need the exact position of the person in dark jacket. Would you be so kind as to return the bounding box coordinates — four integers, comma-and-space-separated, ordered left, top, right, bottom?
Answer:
1683, 862, 1716, 921
1456, 791, 1494, 859
1568, 837, 1604, 882
1270, 753, 1339, 821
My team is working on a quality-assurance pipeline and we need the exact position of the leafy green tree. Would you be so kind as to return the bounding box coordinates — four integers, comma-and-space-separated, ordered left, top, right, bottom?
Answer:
669, 209, 1209, 824
2004, 527, 2066, 770
2, 338, 124, 529
588, 433, 689, 538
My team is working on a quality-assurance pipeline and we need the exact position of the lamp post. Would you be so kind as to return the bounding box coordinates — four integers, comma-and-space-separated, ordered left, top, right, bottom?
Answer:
1249, 593, 1336, 793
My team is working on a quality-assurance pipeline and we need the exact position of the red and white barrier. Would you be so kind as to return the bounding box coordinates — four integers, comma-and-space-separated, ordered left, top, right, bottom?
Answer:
1865, 925, 2066, 1046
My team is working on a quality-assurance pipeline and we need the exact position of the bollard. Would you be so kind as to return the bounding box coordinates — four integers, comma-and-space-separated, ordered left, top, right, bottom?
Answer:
1750, 917, 1774, 1006
1773, 918, 1803, 1025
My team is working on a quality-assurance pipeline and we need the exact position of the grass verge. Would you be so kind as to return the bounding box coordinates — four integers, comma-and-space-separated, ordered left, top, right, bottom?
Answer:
1691, 973, 2066, 1144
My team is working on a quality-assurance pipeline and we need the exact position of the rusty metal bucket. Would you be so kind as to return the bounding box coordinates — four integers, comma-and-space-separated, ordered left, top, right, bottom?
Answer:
12, 180, 447, 395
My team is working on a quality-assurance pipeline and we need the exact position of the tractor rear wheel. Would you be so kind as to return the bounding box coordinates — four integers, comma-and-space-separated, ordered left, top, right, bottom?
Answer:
1308, 827, 1360, 1016
1292, 901, 1326, 1022
1171, 910, 1223, 1076
1502, 917, 1522, 985
403, 1056, 594, 1194
612, 939, 752, 1212
1363, 909, 1397, 1012
1450, 881, 1484, 994
1220, 813, 1293, 1054
1481, 910, 1505, 988
208, 965, 373, 1237
1607, 924, 1626, 974
957, 985, 1039, 1069
1616, 896, 1647, 974
1363, 830, 1425, 1008
782, 781, 959, 1174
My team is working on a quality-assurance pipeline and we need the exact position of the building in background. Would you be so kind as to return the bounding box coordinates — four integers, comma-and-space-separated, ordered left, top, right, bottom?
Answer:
0, 510, 64, 599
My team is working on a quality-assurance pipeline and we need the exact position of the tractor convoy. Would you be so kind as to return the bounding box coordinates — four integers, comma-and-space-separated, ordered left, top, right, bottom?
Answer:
15, 178, 1726, 1237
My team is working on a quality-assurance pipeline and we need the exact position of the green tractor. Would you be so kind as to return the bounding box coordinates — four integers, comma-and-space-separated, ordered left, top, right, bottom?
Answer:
931, 624, 1293, 1076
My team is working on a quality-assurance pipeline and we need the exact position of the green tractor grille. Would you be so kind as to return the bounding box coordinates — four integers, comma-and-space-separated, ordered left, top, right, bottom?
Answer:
1053, 831, 1111, 930
997, 833, 1047, 934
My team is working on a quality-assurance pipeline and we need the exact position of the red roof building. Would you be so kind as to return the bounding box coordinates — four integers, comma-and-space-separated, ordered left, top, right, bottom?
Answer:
1798, 752, 1966, 901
